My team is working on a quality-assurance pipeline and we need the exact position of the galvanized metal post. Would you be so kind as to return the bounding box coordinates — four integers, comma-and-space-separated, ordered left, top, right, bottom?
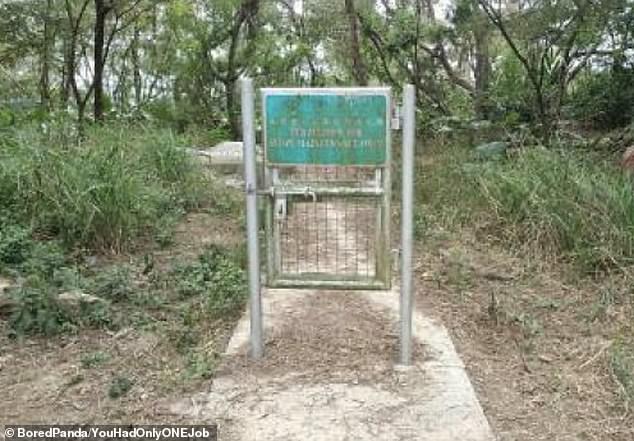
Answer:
241, 78, 263, 359
400, 84, 416, 365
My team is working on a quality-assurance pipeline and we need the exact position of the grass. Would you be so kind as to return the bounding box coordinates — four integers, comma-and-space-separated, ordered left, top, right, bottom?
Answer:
0, 120, 246, 341
610, 338, 634, 405
0, 122, 208, 252
418, 139, 634, 272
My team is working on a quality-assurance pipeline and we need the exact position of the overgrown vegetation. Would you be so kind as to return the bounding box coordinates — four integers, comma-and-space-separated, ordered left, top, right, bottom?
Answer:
0, 123, 207, 252
419, 139, 634, 273
0, 117, 247, 342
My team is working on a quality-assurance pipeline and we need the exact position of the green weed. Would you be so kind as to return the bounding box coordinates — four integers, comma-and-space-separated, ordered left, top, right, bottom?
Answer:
88, 265, 133, 303
610, 339, 634, 405
173, 245, 247, 317
0, 223, 31, 265
7, 278, 72, 336
108, 375, 134, 399
184, 350, 218, 380
81, 351, 110, 369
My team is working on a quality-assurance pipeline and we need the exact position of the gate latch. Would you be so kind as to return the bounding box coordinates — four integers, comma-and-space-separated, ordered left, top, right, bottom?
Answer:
275, 197, 287, 220
272, 186, 317, 202
302, 187, 317, 202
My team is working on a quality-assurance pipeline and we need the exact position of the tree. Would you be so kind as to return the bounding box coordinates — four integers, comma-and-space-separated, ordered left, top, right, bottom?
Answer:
93, 0, 112, 121
344, 0, 368, 85
476, 0, 626, 138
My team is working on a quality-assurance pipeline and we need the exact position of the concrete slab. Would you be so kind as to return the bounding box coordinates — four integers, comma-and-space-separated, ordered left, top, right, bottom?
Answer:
190, 142, 264, 175
169, 288, 495, 441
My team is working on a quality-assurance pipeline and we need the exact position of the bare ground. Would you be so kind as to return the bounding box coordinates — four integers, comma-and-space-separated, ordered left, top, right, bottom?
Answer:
416, 230, 634, 441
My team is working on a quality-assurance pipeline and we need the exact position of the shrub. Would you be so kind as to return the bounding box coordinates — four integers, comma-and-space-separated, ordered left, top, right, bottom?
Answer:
7, 277, 113, 337
0, 223, 31, 264
567, 66, 634, 129
174, 245, 247, 317
7, 277, 71, 336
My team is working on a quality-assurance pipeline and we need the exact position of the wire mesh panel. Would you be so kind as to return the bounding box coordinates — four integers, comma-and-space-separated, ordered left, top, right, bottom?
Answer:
278, 195, 378, 277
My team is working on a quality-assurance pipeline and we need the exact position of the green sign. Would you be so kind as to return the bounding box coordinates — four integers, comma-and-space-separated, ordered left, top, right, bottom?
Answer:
263, 92, 388, 166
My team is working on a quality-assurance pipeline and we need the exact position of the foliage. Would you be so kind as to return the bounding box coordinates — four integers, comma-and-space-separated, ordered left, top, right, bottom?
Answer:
0, 222, 32, 265
419, 140, 634, 272
489, 51, 532, 124
0, 122, 208, 252
567, 66, 634, 129
7, 277, 72, 336
7, 274, 111, 337
173, 245, 247, 317
108, 375, 134, 399
610, 337, 634, 404
185, 350, 218, 380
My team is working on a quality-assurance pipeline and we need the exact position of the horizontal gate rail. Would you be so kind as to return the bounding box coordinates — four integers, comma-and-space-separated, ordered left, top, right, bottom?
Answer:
258, 186, 384, 197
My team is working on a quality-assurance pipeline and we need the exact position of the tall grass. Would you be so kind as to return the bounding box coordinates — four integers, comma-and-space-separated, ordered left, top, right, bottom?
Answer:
419, 141, 634, 272
475, 148, 634, 270
0, 123, 208, 252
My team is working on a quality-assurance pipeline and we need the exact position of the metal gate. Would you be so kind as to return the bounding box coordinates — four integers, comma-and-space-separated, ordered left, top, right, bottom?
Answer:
261, 88, 392, 289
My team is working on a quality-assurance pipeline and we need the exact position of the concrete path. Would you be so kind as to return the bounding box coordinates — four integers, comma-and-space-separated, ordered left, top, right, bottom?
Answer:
169, 288, 495, 441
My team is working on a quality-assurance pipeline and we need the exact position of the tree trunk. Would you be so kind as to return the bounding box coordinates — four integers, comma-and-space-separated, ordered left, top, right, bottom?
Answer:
61, 35, 70, 106
93, 0, 110, 121
225, 79, 239, 139
473, 20, 491, 119
132, 24, 142, 106
39, 0, 53, 111
344, 0, 368, 86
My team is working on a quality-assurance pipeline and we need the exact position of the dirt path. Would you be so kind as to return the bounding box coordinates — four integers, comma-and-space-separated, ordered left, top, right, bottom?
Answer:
168, 288, 494, 441
167, 202, 494, 440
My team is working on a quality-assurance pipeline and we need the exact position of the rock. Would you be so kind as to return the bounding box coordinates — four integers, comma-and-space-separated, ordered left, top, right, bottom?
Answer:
0, 278, 16, 314
0, 277, 12, 293
58, 290, 103, 306
475, 141, 509, 160
471, 120, 493, 130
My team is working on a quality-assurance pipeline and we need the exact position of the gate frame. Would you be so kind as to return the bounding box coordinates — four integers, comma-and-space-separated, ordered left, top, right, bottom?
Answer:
241, 79, 416, 364
260, 87, 392, 290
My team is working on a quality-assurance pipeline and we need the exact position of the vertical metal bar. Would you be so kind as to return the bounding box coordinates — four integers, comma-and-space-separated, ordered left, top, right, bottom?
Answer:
378, 90, 392, 288
241, 78, 263, 359
400, 84, 416, 365
271, 169, 282, 275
